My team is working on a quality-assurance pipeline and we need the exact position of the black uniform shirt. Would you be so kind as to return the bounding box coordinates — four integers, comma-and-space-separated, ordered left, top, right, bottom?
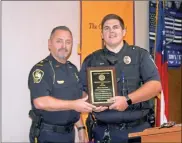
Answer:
28, 54, 82, 125
79, 41, 160, 122
80, 41, 160, 94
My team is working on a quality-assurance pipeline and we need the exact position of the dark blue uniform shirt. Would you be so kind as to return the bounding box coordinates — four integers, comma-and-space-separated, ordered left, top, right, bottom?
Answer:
28, 54, 82, 125
79, 41, 160, 123
80, 41, 160, 94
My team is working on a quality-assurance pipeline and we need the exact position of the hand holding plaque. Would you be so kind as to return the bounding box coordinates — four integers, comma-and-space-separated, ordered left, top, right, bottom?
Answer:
87, 67, 117, 106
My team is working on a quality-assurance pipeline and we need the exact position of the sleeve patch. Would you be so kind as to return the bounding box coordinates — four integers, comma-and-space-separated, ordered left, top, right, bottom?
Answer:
32, 69, 44, 83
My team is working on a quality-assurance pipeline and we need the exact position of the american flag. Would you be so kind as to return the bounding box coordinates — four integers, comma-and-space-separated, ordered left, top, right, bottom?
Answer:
149, 0, 168, 126
149, 1, 182, 67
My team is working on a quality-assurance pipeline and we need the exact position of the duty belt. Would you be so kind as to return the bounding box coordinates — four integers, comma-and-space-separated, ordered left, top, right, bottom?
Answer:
41, 122, 74, 134
96, 116, 148, 130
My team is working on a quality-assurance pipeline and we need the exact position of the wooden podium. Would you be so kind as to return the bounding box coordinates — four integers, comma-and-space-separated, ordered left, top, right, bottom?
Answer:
129, 125, 182, 142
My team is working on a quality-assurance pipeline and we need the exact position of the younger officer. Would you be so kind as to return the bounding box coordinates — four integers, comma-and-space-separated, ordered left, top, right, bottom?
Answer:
79, 14, 162, 143
28, 26, 96, 143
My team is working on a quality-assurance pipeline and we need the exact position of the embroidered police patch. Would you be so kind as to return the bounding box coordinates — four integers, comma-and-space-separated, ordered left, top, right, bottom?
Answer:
32, 69, 44, 83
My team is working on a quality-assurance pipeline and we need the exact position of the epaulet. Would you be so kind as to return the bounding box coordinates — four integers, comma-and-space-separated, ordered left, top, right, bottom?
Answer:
35, 58, 49, 67
129, 45, 149, 53
81, 49, 103, 63
92, 49, 104, 55
129, 45, 141, 50
67, 61, 77, 69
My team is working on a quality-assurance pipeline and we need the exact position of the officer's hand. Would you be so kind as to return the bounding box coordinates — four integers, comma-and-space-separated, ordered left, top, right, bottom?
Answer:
108, 96, 128, 111
73, 96, 96, 113
78, 128, 88, 143
92, 106, 108, 112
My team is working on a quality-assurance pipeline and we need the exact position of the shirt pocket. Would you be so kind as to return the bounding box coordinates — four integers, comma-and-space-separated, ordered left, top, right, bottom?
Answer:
53, 80, 81, 100
122, 64, 141, 93
123, 64, 139, 76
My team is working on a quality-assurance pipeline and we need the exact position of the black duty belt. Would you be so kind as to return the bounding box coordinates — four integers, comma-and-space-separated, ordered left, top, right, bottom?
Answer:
96, 116, 147, 130
41, 122, 74, 134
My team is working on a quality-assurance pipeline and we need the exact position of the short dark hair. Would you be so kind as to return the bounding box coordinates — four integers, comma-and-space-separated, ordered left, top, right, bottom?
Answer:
50, 26, 72, 38
101, 14, 125, 30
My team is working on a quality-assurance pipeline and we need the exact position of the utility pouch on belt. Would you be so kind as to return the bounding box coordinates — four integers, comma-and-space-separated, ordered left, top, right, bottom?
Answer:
86, 113, 96, 141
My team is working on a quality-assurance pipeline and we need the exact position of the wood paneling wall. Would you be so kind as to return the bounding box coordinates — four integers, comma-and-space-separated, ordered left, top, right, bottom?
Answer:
168, 67, 182, 123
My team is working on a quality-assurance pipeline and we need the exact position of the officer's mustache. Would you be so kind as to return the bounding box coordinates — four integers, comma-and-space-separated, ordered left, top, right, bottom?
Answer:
109, 33, 117, 38
58, 48, 68, 52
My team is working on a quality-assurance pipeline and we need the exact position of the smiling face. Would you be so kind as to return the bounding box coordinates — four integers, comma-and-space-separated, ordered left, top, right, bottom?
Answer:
48, 29, 73, 63
101, 19, 126, 49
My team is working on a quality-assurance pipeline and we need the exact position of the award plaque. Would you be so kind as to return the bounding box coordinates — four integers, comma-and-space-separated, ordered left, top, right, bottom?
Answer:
87, 67, 117, 106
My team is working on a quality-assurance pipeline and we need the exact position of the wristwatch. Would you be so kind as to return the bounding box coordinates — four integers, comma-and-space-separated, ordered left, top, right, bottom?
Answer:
125, 95, 132, 106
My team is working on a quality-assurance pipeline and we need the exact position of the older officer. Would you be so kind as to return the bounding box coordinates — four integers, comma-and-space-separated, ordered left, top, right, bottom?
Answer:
79, 14, 162, 143
28, 26, 96, 143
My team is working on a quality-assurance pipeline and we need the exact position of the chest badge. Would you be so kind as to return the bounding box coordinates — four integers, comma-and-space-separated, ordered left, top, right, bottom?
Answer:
123, 56, 131, 64
57, 80, 64, 84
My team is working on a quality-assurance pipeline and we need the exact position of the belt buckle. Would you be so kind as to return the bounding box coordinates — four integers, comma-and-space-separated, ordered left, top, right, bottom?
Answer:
65, 126, 70, 133
53, 126, 58, 132
65, 125, 73, 133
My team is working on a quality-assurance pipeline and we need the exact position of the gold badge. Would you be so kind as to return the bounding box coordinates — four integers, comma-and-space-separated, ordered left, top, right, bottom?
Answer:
32, 69, 44, 83
57, 80, 64, 84
123, 56, 131, 64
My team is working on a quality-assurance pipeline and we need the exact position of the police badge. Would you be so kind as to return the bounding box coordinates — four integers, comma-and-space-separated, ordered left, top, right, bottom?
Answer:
123, 56, 131, 64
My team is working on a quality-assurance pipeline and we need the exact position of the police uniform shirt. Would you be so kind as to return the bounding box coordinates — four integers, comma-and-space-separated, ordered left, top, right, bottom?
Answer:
28, 54, 82, 125
79, 41, 160, 122
79, 41, 160, 95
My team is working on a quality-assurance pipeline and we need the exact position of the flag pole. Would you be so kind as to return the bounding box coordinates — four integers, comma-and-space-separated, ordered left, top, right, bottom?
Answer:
153, 0, 159, 127
154, 0, 159, 61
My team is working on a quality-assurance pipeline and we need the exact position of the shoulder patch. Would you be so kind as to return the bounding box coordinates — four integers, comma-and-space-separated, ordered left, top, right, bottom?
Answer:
32, 69, 44, 83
